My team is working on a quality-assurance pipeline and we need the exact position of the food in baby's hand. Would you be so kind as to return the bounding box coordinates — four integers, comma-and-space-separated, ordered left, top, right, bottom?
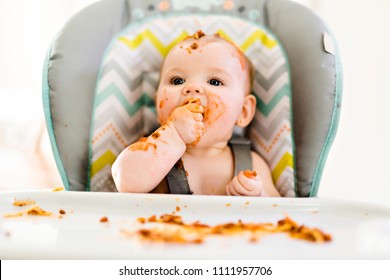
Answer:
244, 170, 257, 179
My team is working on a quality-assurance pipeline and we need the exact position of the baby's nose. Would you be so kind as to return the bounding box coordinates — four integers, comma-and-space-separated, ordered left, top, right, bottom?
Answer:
183, 84, 204, 95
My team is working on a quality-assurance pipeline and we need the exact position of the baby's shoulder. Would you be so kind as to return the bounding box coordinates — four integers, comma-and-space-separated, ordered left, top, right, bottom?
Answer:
251, 151, 270, 172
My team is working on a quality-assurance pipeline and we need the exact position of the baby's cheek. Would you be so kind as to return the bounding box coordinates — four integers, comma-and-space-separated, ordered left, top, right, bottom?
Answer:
156, 91, 174, 124
157, 106, 172, 125
203, 93, 227, 128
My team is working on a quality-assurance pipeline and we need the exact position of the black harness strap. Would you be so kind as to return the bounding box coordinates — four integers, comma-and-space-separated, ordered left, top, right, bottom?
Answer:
228, 136, 253, 176
166, 159, 192, 194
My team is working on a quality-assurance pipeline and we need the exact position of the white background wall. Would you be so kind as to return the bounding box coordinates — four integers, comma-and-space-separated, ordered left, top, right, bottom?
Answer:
0, 0, 389, 206
311, 0, 390, 206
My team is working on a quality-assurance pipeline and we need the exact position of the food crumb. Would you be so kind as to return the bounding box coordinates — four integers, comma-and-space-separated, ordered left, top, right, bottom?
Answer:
190, 42, 198, 49
13, 199, 36, 207
148, 215, 157, 222
193, 30, 205, 39
100, 216, 109, 223
52, 187, 65, 192
26, 205, 52, 216
59, 209, 66, 215
176, 206, 181, 212
225, 203, 231, 207
249, 236, 258, 243
272, 204, 278, 207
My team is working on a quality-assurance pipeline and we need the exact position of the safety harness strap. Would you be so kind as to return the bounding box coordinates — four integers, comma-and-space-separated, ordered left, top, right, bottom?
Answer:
166, 159, 192, 194
167, 137, 252, 194
229, 136, 253, 176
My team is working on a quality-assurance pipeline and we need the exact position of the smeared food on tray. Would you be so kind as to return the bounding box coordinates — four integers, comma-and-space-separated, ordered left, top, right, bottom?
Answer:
123, 213, 332, 244
3, 204, 52, 218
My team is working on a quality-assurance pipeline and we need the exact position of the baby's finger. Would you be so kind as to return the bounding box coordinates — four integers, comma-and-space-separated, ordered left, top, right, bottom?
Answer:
226, 177, 242, 196
195, 122, 205, 134
237, 170, 266, 196
237, 170, 259, 192
192, 112, 203, 122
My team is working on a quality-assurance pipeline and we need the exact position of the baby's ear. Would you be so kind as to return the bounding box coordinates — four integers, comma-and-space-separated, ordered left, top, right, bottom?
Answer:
236, 94, 257, 128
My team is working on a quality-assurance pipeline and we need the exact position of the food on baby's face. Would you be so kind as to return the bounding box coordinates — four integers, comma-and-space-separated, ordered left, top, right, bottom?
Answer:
184, 30, 205, 40
202, 93, 225, 127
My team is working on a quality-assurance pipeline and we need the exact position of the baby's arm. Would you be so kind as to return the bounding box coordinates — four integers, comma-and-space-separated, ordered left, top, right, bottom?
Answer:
112, 100, 204, 193
226, 152, 280, 197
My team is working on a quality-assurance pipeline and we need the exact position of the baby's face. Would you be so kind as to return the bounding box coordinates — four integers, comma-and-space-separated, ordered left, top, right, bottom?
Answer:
156, 36, 251, 146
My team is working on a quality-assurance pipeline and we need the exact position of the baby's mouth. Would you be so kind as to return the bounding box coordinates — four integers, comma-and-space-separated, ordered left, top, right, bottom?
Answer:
183, 97, 201, 106
182, 97, 207, 107
182, 97, 205, 115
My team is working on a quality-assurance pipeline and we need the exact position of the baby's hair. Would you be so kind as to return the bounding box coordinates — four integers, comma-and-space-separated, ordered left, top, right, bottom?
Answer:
182, 30, 255, 94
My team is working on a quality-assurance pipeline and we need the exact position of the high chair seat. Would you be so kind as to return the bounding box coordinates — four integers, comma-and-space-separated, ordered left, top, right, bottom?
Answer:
43, 0, 342, 197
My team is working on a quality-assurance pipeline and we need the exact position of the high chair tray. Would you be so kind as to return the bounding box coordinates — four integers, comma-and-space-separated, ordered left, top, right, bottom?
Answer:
0, 191, 389, 259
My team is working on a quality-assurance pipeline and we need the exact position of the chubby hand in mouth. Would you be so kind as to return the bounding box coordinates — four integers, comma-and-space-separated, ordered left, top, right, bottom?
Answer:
166, 97, 205, 145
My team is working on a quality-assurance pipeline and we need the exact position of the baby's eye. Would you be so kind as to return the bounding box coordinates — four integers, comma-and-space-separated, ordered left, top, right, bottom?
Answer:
170, 77, 185, 85
208, 78, 223, 86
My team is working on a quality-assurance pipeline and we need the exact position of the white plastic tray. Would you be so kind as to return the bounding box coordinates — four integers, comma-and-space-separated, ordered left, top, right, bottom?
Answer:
0, 191, 389, 259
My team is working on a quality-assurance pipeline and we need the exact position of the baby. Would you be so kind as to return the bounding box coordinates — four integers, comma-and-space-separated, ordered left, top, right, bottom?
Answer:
112, 31, 280, 197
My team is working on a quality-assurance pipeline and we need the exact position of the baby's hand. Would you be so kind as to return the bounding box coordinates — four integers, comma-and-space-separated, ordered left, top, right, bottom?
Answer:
226, 170, 269, 197
167, 98, 205, 145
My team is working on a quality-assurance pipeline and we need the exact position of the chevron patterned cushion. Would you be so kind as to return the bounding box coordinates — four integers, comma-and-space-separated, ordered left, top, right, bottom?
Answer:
89, 14, 295, 197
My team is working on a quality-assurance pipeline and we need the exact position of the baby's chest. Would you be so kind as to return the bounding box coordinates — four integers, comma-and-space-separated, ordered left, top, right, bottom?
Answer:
184, 157, 234, 195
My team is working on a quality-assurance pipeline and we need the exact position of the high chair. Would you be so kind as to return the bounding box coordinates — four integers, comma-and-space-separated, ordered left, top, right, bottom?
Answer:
42, 0, 342, 197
